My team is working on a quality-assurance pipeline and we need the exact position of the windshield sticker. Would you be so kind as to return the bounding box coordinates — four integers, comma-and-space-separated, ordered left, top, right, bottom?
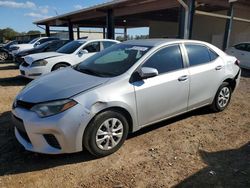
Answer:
129, 46, 149, 51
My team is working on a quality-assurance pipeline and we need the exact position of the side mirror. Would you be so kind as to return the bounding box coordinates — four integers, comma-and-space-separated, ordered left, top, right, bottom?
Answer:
34, 42, 40, 47
78, 49, 88, 55
139, 67, 158, 79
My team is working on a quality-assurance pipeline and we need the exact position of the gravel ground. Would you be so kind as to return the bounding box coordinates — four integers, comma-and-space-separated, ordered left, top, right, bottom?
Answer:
0, 62, 249, 188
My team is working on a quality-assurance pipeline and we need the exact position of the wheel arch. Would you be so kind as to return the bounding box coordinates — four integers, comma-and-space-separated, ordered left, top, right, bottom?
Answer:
81, 105, 134, 151
222, 78, 236, 92
51, 62, 71, 71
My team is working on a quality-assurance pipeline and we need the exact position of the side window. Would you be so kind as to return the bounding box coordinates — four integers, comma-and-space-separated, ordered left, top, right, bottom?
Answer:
142, 45, 183, 74
185, 44, 211, 66
209, 49, 219, 61
102, 41, 116, 49
234, 43, 247, 51
83, 42, 100, 53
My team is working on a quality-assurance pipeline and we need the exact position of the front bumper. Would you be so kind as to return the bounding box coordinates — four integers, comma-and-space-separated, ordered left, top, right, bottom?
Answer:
12, 103, 92, 154
19, 65, 47, 79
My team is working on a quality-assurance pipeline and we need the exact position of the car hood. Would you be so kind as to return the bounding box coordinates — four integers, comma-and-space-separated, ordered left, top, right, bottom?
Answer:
16, 68, 110, 103
12, 44, 33, 49
24, 52, 64, 64
17, 48, 38, 56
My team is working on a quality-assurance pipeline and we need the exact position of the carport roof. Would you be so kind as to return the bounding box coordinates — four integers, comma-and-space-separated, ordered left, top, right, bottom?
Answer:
34, 0, 250, 28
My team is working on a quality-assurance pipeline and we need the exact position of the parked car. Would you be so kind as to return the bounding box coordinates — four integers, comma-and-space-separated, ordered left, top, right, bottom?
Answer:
0, 40, 19, 60
12, 39, 241, 156
9, 37, 59, 56
226, 42, 250, 69
19, 39, 119, 79
15, 40, 70, 65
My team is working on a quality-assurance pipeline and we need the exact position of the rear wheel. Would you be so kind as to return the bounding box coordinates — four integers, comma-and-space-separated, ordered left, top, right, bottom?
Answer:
52, 63, 69, 71
83, 110, 129, 157
211, 82, 232, 112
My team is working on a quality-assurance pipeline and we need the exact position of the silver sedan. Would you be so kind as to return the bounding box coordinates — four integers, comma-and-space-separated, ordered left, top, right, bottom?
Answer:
12, 39, 241, 157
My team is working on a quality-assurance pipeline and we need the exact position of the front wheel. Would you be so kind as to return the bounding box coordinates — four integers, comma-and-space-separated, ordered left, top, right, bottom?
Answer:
211, 82, 232, 112
83, 110, 129, 157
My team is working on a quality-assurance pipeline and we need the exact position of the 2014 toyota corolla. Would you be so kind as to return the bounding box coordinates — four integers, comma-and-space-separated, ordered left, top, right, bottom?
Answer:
12, 39, 241, 157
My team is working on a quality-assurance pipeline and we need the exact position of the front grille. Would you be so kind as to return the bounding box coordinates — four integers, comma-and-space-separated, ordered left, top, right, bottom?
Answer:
21, 62, 29, 67
12, 115, 31, 143
16, 100, 35, 110
44, 134, 61, 149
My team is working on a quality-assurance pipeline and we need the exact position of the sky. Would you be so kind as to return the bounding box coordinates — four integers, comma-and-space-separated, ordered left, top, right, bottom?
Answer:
0, 0, 148, 36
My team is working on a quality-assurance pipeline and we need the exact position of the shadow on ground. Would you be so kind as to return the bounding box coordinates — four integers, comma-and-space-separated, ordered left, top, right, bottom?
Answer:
175, 142, 250, 188
0, 107, 214, 176
0, 76, 31, 86
0, 111, 96, 176
0, 65, 18, 70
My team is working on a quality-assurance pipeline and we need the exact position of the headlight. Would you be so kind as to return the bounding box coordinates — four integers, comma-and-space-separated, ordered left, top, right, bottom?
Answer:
31, 59, 48, 67
31, 99, 77, 118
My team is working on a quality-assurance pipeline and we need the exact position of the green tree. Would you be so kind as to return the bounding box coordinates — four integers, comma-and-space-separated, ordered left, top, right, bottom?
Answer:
27, 30, 41, 35
0, 27, 19, 40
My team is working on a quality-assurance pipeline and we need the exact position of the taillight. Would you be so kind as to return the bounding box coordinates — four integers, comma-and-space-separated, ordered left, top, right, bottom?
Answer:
235, 60, 240, 66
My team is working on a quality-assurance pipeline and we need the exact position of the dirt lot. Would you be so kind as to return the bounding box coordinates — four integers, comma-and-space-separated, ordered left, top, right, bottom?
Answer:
0, 61, 249, 188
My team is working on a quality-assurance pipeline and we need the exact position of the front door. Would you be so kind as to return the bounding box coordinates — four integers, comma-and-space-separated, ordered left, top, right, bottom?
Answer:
133, 45, 189, 127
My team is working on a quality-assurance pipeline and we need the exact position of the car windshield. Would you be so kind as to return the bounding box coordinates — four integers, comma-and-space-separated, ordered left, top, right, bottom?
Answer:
75, 44, 152, 77
28, 38, 39, 44
57, 40, 85, 54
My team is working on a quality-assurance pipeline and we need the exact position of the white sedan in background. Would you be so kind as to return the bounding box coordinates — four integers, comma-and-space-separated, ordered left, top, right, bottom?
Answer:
10, 37, 58, 56
19, 39, 119, 79
226, 42, 250, 69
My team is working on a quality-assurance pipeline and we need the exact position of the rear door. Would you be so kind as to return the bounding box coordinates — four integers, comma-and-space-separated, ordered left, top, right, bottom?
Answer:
133, 44, 189, 126
184, 43, 225, 110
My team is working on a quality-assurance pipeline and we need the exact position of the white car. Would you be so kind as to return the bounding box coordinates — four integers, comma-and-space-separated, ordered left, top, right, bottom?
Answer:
19, 39, 119, 79
226, 42, 250, 69
10, 37, 58, 56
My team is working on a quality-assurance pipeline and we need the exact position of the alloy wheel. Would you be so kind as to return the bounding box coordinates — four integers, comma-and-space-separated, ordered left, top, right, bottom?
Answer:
96, 118, 124, 150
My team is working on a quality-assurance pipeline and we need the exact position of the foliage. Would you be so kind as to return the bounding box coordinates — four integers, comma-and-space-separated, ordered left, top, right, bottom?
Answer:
0, 27, 41, 42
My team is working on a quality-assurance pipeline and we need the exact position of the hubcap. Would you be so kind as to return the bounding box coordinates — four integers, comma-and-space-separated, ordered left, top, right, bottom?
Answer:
96, 118, 123, 150
218, 87, 230, 108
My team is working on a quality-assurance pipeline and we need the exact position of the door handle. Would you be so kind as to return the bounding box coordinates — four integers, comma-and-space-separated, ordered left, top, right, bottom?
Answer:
215, 65, 222, 70
178, 75, 188, 81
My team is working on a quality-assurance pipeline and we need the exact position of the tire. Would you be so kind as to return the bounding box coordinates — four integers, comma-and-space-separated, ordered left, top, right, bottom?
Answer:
0, 51, 8, 61
83, 110, 129, 157
52, 63, 69, 71
211, 82, 232, 112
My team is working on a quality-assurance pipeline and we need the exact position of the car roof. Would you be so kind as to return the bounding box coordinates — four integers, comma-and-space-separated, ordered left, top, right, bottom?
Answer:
122, 39, 185, 47
75, 39, 118, 42
122, 38, 213, 47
